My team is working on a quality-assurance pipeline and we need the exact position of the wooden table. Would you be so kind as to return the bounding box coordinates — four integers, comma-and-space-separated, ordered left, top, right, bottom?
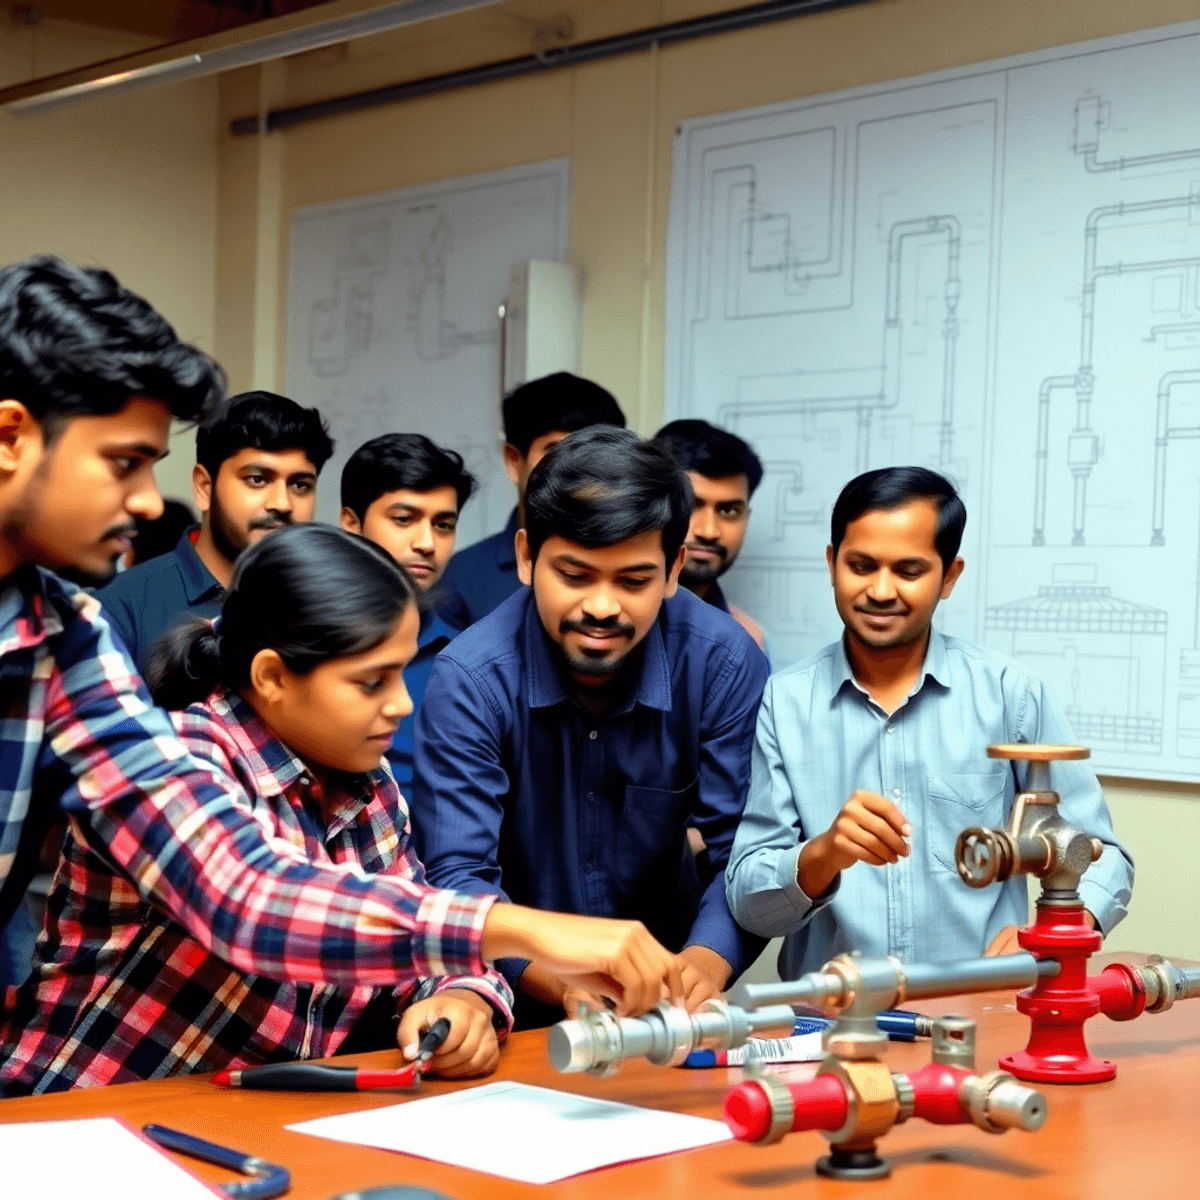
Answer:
3, 959, 1198, 1199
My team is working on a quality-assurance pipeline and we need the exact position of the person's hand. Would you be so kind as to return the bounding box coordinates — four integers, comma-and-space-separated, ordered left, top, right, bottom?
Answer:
984, 925, 1022, 957
797, 790, 911, 899
397, 991, 500, 1079
676, 945, 732, 1012
482, 905, 684, 1017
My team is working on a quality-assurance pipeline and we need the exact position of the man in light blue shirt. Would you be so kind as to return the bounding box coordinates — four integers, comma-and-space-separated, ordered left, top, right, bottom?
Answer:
725, 467, 1133, 978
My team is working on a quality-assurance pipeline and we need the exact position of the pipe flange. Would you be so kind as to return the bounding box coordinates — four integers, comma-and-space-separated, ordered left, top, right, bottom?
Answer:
749, 1075, 796, 1146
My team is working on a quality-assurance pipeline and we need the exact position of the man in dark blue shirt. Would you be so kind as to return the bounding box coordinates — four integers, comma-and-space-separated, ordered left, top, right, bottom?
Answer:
439, 373, 625, 628
655, 419, 768, 655
339, 433, 476, 795
98, 392, 333, 670
412, 427, 769, 1026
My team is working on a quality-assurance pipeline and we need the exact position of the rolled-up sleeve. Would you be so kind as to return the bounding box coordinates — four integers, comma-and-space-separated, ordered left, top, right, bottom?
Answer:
726, 677, 839, 938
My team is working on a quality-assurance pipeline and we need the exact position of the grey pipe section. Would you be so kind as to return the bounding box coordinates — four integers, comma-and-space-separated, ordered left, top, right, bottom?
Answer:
1151, 370, 1200, 545
231, 0, 877, 136
735, 953, 1059, 1010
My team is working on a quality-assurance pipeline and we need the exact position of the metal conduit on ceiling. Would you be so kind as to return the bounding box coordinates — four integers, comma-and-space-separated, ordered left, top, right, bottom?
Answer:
231, 0, 879, 135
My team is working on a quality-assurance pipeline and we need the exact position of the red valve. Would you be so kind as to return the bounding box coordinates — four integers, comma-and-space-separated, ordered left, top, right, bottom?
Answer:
724, 1075, 848, 1142
906, 1061, 972, 1124
1091, 962, 1148, 1021
1001, 904, 1112, 1083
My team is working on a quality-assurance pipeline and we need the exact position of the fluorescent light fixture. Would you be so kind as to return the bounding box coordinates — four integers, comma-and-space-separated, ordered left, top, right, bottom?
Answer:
3, 0, 497, 115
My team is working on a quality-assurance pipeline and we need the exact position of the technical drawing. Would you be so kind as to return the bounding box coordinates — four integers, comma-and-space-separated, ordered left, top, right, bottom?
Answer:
285, 159, 570, 536
665, 24, 1200, 779
410, 216, 499, 360
984, 566, 1167, 755
308, 221, 389, 378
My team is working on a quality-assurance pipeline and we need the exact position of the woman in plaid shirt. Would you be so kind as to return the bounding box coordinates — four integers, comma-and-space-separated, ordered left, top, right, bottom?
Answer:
1, 524, 682, 1093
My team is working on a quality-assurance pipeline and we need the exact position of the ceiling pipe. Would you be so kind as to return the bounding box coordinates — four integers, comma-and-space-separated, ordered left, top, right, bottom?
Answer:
231, 0, 879, 136
0, 0, 498, 115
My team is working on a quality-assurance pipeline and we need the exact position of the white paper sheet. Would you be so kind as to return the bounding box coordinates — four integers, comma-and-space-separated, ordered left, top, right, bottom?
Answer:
287, 1080, 733, 1184
0, 1116, 220, 1200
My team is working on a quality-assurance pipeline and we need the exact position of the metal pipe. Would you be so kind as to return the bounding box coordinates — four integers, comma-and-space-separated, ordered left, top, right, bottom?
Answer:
733, 953, 1059, 1011
231, 0, 878, 135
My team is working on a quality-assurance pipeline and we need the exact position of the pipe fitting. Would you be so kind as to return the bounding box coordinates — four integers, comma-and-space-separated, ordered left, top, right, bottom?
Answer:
959, 1070, 1048, 1134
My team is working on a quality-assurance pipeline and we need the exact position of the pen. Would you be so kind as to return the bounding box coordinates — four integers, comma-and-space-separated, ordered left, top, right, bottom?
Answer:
213, 1017, 453, 1091
143, 1123, 291, 1199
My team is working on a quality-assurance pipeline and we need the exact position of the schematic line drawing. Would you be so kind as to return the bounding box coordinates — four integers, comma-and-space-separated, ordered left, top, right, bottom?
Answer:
665, 22, 1200, 779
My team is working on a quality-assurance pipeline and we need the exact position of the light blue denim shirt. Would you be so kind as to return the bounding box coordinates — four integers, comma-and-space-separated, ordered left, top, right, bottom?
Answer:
725, 629, 1134, 979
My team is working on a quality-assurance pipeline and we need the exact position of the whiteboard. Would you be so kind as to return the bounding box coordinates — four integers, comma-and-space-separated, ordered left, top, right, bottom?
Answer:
285, 159, 570, 547
665, 22, 1200, 781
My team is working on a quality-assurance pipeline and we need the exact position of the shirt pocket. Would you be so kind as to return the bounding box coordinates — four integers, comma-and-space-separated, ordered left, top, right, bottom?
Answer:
615, 778, 698, 893
926, 769, 1007, 873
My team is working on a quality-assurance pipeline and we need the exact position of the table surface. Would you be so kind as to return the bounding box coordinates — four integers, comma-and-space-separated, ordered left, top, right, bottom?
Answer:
3, 954, 1198, 1200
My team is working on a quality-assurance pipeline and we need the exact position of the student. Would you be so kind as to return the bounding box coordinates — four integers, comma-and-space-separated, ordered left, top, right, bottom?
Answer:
654, 419, 767, 652
0, 255, 682, 1035
412, 427, 770, 1026
340, 433, 473, 792
440, 373, 625, 627
98, 390, 333, 671
725, 467, 1134, 977
0, 525, 688, 1093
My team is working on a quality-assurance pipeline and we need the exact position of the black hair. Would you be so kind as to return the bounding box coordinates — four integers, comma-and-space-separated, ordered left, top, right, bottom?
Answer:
502, 372, 625, 457
0, 254, 225, 435
830, 466, 967, 570
131, 499, 196, 566
146, 524, 418, 711
654, 419, 764, 495
523, 426, 693, 566
195, 390, 334, 480
340, 433, 477, 522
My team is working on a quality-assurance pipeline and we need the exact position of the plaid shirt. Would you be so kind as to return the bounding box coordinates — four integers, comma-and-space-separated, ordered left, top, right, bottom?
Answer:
0, 569, 506, 1071
0, 689, 513, 1093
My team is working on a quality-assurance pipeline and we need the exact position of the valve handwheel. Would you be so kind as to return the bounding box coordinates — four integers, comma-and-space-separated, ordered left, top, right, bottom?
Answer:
986, 743, 1090, 761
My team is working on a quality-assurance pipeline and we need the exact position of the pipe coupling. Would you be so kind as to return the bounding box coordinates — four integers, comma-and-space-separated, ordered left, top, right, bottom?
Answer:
959, 1070, 1048, 1134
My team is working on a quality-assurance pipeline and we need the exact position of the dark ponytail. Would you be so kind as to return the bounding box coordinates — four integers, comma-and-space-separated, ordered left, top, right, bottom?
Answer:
145, 524, 418, 710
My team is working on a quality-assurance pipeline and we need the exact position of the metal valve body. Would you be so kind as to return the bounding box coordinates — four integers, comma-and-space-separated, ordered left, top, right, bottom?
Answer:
951, 744, 1200, 1082
724, 1015, 1046, 1181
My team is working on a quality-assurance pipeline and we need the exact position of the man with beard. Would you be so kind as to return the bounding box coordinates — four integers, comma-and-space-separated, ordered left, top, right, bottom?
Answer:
99, 391, 332, 671
725, 467, 1132, 977
654, 419, 766, 653
411, 427, 770, 1027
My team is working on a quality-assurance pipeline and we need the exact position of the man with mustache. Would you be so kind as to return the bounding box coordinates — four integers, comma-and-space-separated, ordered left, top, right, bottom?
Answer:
654, 419, 767, 653
99, 391, 332, 671
725, 466, 1133, 977
411, 427, 770, 1027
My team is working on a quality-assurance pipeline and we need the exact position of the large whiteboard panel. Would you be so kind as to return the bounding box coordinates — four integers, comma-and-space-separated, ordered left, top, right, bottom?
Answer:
665, 23, 1200, 780
285, 159, 570, 544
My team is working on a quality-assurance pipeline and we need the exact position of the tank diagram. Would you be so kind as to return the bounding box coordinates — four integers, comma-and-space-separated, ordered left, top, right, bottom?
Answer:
286, 160, 570, 547
664, 24, 1200, 780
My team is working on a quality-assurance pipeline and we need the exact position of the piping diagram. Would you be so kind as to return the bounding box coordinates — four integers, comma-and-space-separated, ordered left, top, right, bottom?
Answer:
285, 160, 570, 547
664, 23, 1200, 780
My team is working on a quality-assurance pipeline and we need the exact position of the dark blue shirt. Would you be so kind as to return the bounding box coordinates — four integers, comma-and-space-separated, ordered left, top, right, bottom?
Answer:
411, 587, 770, 994
97, 530, 223, 672
439, 509, 522, 628
386, 604, 457, 797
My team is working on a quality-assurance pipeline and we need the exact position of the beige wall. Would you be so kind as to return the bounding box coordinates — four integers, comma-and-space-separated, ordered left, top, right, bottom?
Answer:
0, 17, 218, 504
